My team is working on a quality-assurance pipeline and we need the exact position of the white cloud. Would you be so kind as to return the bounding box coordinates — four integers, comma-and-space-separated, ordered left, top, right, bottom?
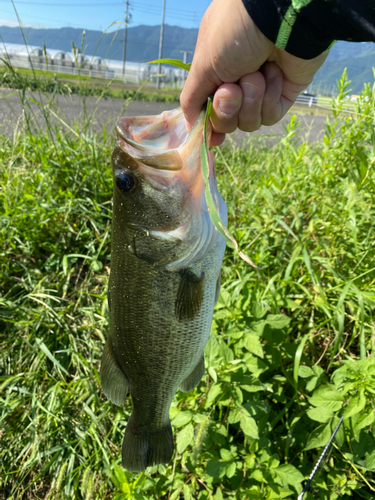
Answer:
0, 17, 49, 29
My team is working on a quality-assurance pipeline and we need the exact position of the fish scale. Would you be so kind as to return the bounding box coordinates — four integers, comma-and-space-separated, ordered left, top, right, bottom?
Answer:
100, 107, 227, 472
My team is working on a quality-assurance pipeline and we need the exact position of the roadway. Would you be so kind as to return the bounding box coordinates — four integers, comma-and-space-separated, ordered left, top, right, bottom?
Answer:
0, 89, 328, 145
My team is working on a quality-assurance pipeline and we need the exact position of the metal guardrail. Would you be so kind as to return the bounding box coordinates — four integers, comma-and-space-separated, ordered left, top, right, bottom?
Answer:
295, 94, 357, 113
295, 94, 318, 107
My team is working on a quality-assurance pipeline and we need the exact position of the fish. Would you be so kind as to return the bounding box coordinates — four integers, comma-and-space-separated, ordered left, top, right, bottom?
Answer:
100, 106, 227, 472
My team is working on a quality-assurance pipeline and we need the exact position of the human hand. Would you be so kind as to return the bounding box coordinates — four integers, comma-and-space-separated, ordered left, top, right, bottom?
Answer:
180, 0, 329, 146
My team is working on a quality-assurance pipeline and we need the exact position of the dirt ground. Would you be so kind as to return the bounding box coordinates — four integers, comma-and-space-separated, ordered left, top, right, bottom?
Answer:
0, 89, 328, 145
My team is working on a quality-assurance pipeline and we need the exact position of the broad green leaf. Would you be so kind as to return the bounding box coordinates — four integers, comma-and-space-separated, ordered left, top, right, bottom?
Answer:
147, 58, 191, 72
205, 383, 222, 406
246, 321, 266, 337
251, 469, 264, 482
240, 413, 259, 439
244, 485, 262, 499
171, 411, 192, 428
169, 406, 179, 420
176, 423, 194, 454
226, 328, 244, 339
273, 464, 304, 485
344, 388, 366, 419
355, 409, 375, 430
307, 406, 334, 423
226, 461, 236, 478
111, 464, 128, 491
242, 334, 264, 358
206, 459, 227, 478
232, 385, 243, 404
228, 408, 242, 424
220, 449, 234, 461
251, 302, 268, 319
90, 259, 102, 271
240, 378, 267, 393
268, 454, 280, 468
267, 483, 294, 499
365, 450, 375, 470
266, 314, 291, 329
298, 365, 315, 378
219, 339, 234, 363
243, 354, 268, 376
214, 487, 224, 500
305, 422, 332, 450
208, 366, 217, 383
113, 494, 128, 500
205, 334, 219, 365
170, 487, 183, 500
308, 386, 344, 411
243, 401, 271, 418
306, 376, 320, 392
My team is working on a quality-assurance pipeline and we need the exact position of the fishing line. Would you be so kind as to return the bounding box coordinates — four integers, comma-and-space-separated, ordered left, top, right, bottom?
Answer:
298, 416, 344, 499
298, 389, 358, 499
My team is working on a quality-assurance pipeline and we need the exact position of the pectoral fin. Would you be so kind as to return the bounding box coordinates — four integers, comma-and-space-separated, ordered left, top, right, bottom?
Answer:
175, 269, 205, 321
180, 355, 205, 392
100, 336, 129, 406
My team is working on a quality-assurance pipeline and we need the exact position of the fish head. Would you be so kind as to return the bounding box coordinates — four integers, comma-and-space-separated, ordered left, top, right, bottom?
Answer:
112, 107, 227, 270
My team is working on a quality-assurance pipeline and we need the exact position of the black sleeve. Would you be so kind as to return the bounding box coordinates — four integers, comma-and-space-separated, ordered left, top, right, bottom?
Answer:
241, 0, 375, 59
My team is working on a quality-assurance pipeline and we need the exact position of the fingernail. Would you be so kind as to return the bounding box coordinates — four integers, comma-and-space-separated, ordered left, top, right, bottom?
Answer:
218, 98, 241, 116
241, 82, 259, 102
265, 67, 277, 81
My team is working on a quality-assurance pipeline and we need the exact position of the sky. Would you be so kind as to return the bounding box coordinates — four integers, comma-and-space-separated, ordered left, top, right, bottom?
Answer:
0, 0, 210, 31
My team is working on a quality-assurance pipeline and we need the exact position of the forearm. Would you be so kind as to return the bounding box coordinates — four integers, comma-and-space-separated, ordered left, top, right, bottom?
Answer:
242, 0, 375, 59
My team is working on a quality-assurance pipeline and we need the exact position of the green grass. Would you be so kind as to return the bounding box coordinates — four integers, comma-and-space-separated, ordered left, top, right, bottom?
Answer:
1, 71, 375, 499
0, 66, 180, 103
3, 67, 93, 81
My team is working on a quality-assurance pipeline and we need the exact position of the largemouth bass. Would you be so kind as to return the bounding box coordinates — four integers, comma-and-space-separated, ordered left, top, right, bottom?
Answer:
100, 107, 227, 472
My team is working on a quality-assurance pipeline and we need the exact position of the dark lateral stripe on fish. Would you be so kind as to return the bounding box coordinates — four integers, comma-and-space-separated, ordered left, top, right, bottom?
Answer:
175, 269, 205, 321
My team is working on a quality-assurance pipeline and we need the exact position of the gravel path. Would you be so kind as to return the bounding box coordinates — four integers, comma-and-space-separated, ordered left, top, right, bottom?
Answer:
0, 89, 327, 145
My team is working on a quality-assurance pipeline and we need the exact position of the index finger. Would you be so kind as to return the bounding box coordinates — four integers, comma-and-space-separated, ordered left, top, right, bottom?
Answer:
180, 60, 220, 132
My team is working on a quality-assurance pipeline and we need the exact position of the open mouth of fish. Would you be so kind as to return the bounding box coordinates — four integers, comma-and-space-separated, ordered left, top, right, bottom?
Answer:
113, 107, 227, 271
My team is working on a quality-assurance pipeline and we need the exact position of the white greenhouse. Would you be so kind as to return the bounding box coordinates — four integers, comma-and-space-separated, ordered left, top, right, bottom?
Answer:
0, 42, 186, 86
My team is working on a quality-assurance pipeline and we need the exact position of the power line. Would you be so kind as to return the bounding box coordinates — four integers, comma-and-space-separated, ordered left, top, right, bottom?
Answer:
10, 0, 206, 17
0, 9, 105, 30
2, 3, 204, 24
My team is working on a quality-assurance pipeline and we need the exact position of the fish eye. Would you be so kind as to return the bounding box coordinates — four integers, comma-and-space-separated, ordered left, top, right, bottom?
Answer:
116, 170, 137, 193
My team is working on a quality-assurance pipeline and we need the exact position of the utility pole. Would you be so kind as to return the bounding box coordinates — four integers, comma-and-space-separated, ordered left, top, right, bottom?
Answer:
180, 50, 192, 85
156, 0, 166, 89
122, 0, 131, 81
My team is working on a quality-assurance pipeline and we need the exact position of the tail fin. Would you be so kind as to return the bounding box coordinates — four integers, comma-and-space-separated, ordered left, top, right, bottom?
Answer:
122, 415, 174, 472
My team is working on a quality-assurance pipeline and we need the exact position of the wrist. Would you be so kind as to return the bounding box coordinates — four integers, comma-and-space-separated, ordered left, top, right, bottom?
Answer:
241, 0, 335, 59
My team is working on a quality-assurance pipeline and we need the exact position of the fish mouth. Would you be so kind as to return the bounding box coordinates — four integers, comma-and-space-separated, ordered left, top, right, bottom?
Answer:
116, 107, 207, 172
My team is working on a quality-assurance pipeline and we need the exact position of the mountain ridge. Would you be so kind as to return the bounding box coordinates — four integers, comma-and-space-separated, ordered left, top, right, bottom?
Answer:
1, 24, 374, 93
